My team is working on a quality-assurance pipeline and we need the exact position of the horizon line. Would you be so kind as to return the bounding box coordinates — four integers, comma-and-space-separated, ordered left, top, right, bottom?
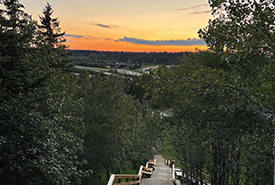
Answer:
66, 48, 199, 54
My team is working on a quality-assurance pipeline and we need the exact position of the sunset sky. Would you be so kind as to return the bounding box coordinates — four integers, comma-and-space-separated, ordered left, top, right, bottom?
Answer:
21, 0, 212, 52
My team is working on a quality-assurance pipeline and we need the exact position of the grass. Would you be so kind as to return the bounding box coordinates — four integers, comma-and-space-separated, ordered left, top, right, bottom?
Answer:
119, 168, 138, 175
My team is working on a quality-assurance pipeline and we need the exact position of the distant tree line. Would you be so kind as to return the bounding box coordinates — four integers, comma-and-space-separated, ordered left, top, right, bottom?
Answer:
70, 50, 188, 66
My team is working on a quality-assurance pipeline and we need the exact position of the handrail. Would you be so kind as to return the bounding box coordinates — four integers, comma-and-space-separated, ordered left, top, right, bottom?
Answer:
107, 160, 156, 185
107, 174, 140, 185
107, 175, 116, 185
146, 161, 155, 170
167, 159, 211, 185
143, 166, 153, 172
172, 164, 176, 185
138, 165, 143, 177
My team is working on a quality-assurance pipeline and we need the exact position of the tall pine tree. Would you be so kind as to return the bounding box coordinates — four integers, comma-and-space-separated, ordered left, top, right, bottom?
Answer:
0, 1, 84, 184
38, 3, 70, 70
39, 3, 65, 47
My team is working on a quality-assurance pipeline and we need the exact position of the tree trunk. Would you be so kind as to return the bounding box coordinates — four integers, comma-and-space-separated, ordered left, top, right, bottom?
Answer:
107, 167, 110, 183
212, 141, 218, 185
200, 169, 203, 185
98, 174, 102, 185
184, 160, 191, 185
233, 134, 240, 185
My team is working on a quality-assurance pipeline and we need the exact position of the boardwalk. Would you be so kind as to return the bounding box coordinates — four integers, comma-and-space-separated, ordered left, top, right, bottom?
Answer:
140, 155, 174, 185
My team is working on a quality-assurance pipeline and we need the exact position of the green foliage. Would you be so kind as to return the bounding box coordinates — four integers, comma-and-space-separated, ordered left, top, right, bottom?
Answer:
78, 74, 156, 185
143, 51, 274, 185
142, 1, 274, 182
199, 0, 275, 56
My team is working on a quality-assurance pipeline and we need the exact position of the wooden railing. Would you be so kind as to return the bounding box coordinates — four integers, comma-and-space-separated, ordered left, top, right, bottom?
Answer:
165, 160, 211, 185
107, 174, 140, 185
146, 159, 156, 170
172, 164, 176, 185
164, 160, 179, 185
107, 160, 156, 185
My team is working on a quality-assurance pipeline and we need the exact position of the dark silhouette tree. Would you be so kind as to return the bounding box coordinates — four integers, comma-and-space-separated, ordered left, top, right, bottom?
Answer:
39, 3, 65, 47
0, 1, 84, 184
0, 0, 36, 94
39, 3, 70, 69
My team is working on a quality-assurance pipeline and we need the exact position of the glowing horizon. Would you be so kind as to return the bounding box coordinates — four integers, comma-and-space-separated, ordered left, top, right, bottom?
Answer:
21, 0, 212, 52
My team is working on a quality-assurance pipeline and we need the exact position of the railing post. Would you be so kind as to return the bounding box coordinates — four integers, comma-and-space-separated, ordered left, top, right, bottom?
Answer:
172, 164, 175, 180
107, 175, 116, 185
138, 165, 144, 180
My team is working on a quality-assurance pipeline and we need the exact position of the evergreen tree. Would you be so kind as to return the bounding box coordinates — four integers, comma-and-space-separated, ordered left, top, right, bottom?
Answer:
38, 3, 70, 70
0, 1, 84, 184
0, 0, 37, 95
39, 3, 65, 47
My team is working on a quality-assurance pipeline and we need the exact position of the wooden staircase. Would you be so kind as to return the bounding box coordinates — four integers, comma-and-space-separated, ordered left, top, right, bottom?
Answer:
107, 159, 156, 185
